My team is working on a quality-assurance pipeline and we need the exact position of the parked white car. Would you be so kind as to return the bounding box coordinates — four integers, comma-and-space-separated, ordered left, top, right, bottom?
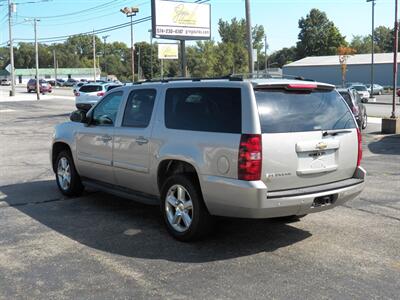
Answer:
75, 83, 121, 111
351, 85, 370, 102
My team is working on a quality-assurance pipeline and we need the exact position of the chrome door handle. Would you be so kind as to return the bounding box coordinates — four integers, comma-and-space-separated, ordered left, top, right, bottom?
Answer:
136, 136, 148, 145
101, 135, 112, 142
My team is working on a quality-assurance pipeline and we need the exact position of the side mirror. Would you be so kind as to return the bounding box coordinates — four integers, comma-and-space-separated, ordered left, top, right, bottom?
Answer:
70, 110, 88, 123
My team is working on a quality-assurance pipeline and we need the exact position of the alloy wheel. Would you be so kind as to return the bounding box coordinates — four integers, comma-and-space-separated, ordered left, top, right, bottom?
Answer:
57, 157, 71, 191
165, 184, 193, 233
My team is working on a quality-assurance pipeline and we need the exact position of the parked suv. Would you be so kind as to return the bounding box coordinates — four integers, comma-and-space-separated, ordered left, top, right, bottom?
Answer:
337, 88, 367, 130
51, 78, 365, 241
27, 79, 52, 93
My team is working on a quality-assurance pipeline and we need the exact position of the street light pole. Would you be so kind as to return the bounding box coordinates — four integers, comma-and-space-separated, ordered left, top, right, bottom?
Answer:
120, 7, 139, 82
8, 0, 15, 96
367, 0, 376, 99
391, 0, 399, 119
245, 0, 254, 76
102, 35, 109, 76
130, 15, 135, 82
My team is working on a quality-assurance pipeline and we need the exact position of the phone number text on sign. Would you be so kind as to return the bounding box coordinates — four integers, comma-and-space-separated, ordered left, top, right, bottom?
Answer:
156, 27, 210, 38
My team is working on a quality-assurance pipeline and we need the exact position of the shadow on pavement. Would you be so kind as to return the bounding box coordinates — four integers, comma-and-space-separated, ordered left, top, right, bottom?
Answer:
0, 180, 311, 263
368, 134, 400, 155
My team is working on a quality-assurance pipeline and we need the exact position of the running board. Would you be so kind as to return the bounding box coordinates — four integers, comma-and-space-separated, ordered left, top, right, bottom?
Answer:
82, 178, 159, 206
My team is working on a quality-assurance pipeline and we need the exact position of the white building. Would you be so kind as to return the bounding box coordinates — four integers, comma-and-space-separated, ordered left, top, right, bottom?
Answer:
1, 68, 101, 84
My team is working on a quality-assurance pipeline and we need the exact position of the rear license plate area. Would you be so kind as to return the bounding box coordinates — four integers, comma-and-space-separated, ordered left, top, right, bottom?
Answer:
312, 194, 338, 208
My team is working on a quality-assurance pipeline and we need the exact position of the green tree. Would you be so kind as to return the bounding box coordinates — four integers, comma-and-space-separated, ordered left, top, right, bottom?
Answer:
297, 9, 346, 58
268, 47, 298, 68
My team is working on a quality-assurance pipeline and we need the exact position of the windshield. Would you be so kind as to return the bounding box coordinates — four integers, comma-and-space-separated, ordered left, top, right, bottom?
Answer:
255, 89, 356, 133
352, 86, 367, 91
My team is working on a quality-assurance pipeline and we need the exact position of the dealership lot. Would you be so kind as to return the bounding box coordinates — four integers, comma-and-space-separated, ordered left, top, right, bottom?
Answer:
0, 94, 399, 299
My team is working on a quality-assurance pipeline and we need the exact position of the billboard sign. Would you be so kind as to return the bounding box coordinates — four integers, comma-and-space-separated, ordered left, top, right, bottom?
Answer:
152, 0, 211, 40
158, 43, 179, 60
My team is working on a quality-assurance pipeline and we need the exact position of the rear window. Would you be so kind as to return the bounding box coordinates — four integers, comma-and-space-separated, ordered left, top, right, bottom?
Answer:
79, 85, 103, 93
255, 89, 356, 133
165, 88, 242, 133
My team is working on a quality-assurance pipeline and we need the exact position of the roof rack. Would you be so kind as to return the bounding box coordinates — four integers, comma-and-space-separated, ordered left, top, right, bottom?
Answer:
132, 74, 243, 84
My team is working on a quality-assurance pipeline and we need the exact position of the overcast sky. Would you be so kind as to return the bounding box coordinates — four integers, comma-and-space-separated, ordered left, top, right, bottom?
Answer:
0, 0, 394, 53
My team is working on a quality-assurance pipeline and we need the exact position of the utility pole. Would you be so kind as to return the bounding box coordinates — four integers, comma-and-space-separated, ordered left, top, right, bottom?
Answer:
149, 29, 153, 79
392, 0, 398, 119
264, 34, 268, 75
180, 40, 186, 77
367, 0, 376, 99
245, 0, 254, 76
138, 46, 141, 80
34, 18, 40, 100
8, 0, 15, 96
102, 35, 109, 77
93, 30, 96, 82
53, 48, 57, 84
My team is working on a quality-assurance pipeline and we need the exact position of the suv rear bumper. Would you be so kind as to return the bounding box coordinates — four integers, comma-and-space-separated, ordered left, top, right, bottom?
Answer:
201, 167, 366, 218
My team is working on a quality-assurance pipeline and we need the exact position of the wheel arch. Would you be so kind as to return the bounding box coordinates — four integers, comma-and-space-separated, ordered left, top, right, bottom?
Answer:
52, 142, 72, 172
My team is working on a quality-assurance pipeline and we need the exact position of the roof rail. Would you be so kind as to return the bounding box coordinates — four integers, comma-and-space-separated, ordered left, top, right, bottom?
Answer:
132, 74, 243, 84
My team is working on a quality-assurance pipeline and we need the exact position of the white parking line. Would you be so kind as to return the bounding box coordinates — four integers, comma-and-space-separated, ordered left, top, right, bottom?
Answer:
0, 109, 16, 113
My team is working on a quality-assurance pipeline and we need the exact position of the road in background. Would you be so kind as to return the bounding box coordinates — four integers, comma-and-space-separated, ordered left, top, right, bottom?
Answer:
0, 98, 399, 299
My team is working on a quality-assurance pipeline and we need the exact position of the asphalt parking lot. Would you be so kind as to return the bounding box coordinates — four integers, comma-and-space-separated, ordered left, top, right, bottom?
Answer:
0, 95, 399, 299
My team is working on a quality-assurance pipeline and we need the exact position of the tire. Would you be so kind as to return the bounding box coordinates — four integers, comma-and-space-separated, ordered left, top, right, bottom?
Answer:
362, 112, 368, 130
55, 150, 84, 197
161, 175, 214, 242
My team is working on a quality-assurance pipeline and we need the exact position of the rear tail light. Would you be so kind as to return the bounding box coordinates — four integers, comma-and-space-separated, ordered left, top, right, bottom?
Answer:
238, 134, 262, 181
97, 92, 105, 97
357, 129, 362, 167
74, 92, 80, 96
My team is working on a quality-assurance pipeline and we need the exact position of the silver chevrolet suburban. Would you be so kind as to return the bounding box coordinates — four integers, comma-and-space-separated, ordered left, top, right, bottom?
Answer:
51, 77, 366, 241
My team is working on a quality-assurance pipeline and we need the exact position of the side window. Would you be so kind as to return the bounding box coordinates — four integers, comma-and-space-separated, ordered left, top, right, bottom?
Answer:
165, 88, 242, 133
122, 89, 156, 128
92, 91, 123, 126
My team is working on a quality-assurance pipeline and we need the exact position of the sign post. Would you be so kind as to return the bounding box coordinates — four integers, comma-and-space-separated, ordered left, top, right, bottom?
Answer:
158, 43, 179, 79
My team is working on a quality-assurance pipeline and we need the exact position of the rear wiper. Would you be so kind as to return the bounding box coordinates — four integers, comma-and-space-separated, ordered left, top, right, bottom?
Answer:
322, 129, 352, 137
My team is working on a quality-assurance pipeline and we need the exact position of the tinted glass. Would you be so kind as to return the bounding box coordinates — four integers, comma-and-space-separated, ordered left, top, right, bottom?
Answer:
122, 89, 156, 128
339, 91, 354, 108
165, 88, 242, 133
79, 85, 103, 93
92, 91, 123, 126
255, 89, 356, 133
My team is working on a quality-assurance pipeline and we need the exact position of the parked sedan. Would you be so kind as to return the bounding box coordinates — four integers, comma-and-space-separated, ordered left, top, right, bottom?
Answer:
338, 88, 367, 130
27, 79, 52, 94
64, 78, 78, 87
366, 84, 384, 95
351, 84, 370, 102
